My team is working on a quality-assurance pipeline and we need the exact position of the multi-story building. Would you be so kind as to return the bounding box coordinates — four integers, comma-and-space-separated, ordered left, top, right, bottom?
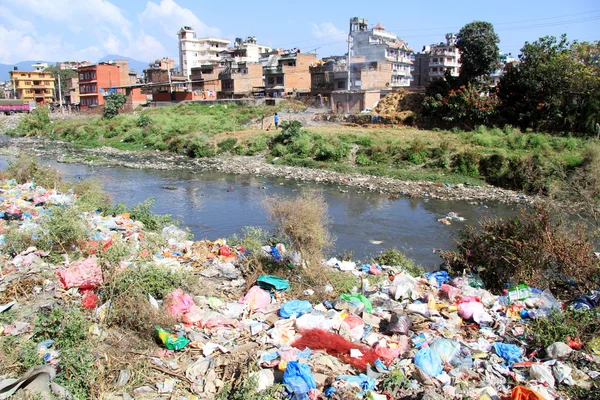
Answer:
9, 69, 55, 104
350, 17, 414, 87
64, 77, 79, 105
219, 37, 271, 64
219, 62, 263, 98
488, 52, 517, 87
178, 26, 230, 78
32, 63, 49, 72
428, 33, 461, 81
263, 50, 316, 97
143, 58, 188, 101
60, 61, 91, 70
77, 63, 120, 109
190, 65, 223, 99
411, 50, 431, 87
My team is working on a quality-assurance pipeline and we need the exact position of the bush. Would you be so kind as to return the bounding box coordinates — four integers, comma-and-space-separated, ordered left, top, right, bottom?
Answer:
314, 140, 349, 162
245, 136, 269, 155
452, 150, 480, 176
271, 120, 303, 145
103, 93, 127, 119
109, 198, 174, 232
11, 106, 50, 136
186, 134, 216, 158
529, 308, 600, 349
217, 137, 238, 153
40, 205, 88, 252
1, 153, 61, 188
136, 114, 151, 127
263, 191, 332, 268
440, 204, 600, 296
373, 248, 424, 277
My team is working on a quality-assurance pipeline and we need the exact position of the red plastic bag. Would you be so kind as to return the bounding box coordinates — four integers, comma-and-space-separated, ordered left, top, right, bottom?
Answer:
440, 284, 462, 303
510, 386, 545, 400
292, 329, 380, 371
220, 245, 232, 257
57, 258, 103, 290
82, 292, 98, 309
566, 336, 583, 350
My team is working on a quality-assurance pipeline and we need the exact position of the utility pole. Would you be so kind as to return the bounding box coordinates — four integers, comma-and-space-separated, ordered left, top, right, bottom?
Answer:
57, 72, 64, 115
347, 21, 352, 91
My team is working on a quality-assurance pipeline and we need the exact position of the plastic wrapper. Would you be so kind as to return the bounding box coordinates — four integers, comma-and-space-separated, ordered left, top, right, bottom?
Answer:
279, 300, 313, 318
430, 338, 460, 364
493, 342, 522, 366
156, 326, 190, 351
414, 346, 443, 377
56, 258, 103, 290
386, 313, 412, 335
282, 361, 316, 400
340, 293, 373, 313
164, 289, 194, 317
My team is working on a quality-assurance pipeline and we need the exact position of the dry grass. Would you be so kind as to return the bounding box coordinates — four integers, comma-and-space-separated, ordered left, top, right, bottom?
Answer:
108, 290, 175, 339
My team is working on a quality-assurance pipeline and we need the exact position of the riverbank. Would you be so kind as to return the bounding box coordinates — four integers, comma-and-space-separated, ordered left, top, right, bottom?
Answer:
0, 135, 534, 205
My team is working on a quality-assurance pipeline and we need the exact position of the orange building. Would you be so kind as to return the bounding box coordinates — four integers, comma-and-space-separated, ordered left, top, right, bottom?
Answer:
78, 63, 120, 109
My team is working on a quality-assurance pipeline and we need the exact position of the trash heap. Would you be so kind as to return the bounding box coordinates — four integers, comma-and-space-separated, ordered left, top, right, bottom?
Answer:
373, 88, 424, 122
0, 180, 599, 400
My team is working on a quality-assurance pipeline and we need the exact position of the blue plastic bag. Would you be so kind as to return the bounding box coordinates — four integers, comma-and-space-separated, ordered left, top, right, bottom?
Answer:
279, 300, 313, 318
414, 346, 443, 377
430, 338, 460, 364
425, 270, 450, 287
337, 374, 376, 391
283, 361, 316, 399
493, 342, 522, 366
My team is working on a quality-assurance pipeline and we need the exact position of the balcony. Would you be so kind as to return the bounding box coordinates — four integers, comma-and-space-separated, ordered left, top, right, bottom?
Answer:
263, 66, 283, 74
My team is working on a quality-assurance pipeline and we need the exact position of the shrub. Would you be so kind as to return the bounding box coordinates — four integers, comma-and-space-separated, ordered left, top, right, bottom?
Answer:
245, 136, 269, 155
356, 153, 374, 166
1, 153, 61, 188
271, 120, 302, 145
373, 247, 424, 277
72, 178, 111, 212
314, 141, 349, 162
109, 198, 174, 232
186, 134, 216, 158
263, 191, 332, 268
136, 114, 151, 127
11, 106, 50, 136
40, 205, 88, 252
217, 137, 238, 153
270, 143, 288, 157
404, 138, 428, 165
440, 204, 600, 296
452, 150, 480, 176
103, 93, 127, 118
529, 308, 600, 349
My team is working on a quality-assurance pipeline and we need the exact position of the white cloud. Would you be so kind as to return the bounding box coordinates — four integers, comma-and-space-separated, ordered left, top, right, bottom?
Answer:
140, 0, 221, 39
128, 34, 167, 61
0, 26, 65, 63
312, 22, 346, 39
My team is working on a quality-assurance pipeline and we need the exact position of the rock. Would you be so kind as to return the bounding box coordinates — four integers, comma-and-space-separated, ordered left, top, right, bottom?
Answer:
421, 388, 445, 400
117, 370, 131, 387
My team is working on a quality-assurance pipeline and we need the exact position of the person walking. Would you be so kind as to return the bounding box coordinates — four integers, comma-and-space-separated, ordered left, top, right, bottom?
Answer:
274, 113, 279, 129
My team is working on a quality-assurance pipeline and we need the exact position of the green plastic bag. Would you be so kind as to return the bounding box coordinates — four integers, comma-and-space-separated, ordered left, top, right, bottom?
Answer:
257, 275, 290, 292
156, 326, 190, 351
467, 273, 484, 289
340, 293, 373, 313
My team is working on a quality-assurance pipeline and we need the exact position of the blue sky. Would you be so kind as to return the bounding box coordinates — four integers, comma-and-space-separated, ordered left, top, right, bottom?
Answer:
0, 0, 598, 64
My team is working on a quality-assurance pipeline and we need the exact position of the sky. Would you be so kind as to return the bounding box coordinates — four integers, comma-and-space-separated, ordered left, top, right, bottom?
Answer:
0, 0, 598, 64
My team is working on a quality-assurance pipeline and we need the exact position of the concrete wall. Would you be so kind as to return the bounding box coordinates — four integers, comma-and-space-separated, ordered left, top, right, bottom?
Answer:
282, 53, 317, 93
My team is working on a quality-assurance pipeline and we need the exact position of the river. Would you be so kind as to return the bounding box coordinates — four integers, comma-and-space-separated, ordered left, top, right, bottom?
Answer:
0, 155, 521, 270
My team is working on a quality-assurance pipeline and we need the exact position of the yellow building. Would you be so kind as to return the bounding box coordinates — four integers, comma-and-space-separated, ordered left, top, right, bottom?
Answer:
9, 70, 55, 104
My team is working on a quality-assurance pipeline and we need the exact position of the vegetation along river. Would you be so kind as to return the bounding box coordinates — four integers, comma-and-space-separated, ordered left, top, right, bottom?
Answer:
0, 155, 521, 269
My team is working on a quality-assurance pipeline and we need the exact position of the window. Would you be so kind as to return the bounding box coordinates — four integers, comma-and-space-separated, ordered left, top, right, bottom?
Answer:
313, 75, 323, 84
85, 72, 90, 79
337, 80, 346, 89
432, 58, 438, 62
92, 98, 98, 105
276, 76, 283, 84
79, 73, 84, 79
91, 72, 96, 79
81, 86, 85, 93
25, 81, 31, 85
446, 58, 452, 63
267, 77, 274, 85
92, 85, 96, 92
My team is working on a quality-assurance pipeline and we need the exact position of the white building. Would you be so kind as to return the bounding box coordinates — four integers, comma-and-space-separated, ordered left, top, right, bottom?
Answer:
178, 26, 231, 78
220, 37, 272, 64
350, 17, 414, 87
488, 53, 517, 86
32, 62, 49, 72
428, 33, 461, 81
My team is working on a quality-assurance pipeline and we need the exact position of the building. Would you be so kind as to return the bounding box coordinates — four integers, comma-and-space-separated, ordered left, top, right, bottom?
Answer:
9, 69, 55, 104
219, 37, 272, 64
143, 58, 188, 101
350, 17, 414, 87
77, 63, 120, 109
190, 65, 223, 99
178, 26, 230, 78
263, 50, 317, 97
428, 33, 461, 81
59, 61, 91, 70
32, 63, 49, 72
219, 62, 263, 98
488, 52, 517, 87
63, 77, 79, 105
411, 50, 430, 87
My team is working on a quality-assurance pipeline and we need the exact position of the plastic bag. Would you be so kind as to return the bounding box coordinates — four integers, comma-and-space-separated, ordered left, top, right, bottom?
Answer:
510, 386, 545, 400
340, 293, 373, 313
545, 342, 572, 359
81, 292, 98, 309
440, 284, 462, 303
386, 313, 412, 335
280, 300, 312, 318
426, 271, 450, 287
282, 361, 316, 399
466, 273, 484, 288
430, 338, 460, 364
414, 346, 443, 377
239, 286, 271, 311
156, 326, 190, 351
458, 297, 484, 320
257, 275, 290, 292
493, 342, 522, 365
57, 258, 103, 290
337, 374, 376, 391
529, 364, 555, 387
552, 361, 575, 386
389, 274, 419, 300
165, 289, 194, 317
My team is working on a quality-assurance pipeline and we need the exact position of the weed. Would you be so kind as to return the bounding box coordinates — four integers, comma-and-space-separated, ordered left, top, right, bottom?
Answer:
112, 264, 186, 299
40, 205, 88, 253
136, 114, 151, 128
380, 369, 411, 397
0, 153, 62, 189
231, 226, 270, 253
529, 308, 600, 349
328, 270, 360, 294
452, 150, 480, 177
245, 136, 269, 155
109, 198, 174, 232
373, 248, 424, 277
71, 178, 111, 212
217, 137, 238, 153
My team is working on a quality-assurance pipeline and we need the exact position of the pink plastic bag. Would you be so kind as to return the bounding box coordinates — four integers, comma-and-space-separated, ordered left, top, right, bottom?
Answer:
239, 286, 271, 311
57, 258, 103, 290
369, 264, 382, 275
458, 298, 485, 319
181, 305, 205, 325
441, 284, 462, 303
343, 314, 363, 330
165, 289, 195, 317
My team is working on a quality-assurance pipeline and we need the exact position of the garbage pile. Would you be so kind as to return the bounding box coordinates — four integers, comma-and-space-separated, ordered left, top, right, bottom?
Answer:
373, 88, 424, 122
0, 180, 599, 399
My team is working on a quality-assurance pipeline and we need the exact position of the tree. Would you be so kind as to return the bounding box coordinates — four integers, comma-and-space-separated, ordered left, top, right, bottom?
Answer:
102, 93, 127, 118
45, 64, 77, 102
456, 21, 500, 82
0, 88, 4, 99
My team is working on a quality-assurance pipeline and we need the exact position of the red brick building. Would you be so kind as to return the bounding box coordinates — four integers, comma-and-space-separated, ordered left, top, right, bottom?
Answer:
78, 63, 120, 109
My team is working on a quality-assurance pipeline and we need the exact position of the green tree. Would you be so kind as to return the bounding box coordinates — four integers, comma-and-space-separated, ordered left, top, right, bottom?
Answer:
498, 35, 600, 134
456, 21, 500, 82
102, 92, 127, 118
0, 88, 5, 99
45, 64, 77, 102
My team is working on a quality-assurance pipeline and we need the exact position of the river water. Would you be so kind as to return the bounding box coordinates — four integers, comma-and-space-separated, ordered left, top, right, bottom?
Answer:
0, 156, 521, 270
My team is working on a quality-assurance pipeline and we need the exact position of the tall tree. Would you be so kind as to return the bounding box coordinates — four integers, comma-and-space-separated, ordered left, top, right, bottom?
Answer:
456, 21, 500, 82
45, 64, 77, 102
